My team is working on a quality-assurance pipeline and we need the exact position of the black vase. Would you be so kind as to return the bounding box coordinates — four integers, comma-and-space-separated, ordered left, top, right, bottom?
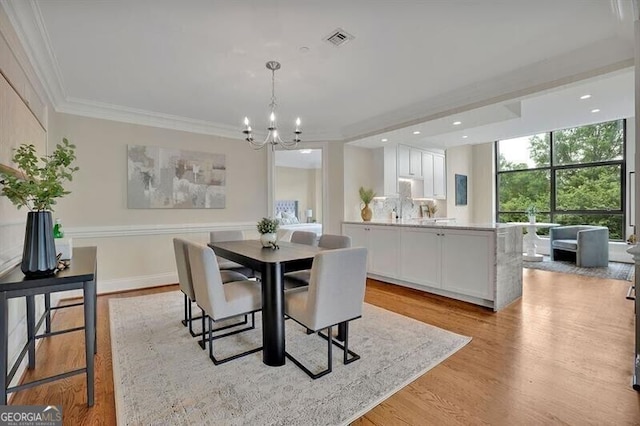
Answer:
21, 211, 57, 278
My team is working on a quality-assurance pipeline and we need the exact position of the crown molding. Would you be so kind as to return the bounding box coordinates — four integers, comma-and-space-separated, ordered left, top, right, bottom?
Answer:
56, 96, 345, 141
2, 0, 66, 106
57, 97, 246, 139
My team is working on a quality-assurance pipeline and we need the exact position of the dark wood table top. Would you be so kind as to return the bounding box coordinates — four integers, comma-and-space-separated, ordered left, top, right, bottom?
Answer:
209, 240, 320, 264
0, 247, 97, 292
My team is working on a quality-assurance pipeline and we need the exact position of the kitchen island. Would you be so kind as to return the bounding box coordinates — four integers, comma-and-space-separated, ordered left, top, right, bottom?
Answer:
342, 220, 523, 311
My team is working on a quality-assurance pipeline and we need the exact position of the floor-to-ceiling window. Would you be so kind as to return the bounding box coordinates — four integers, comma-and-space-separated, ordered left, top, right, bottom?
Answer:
495, 119, 626, 240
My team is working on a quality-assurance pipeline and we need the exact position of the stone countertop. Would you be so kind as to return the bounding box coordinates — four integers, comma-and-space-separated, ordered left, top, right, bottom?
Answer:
342, 219, 519, 232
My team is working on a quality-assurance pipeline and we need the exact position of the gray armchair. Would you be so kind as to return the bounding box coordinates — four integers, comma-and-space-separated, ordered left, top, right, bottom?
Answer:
549, 225, 609, 267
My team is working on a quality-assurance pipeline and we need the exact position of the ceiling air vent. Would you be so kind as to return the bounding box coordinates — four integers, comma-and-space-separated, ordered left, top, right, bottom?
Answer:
324, 28, 354, 47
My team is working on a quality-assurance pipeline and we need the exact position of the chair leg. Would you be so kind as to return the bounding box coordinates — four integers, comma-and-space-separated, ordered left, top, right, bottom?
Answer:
285, 325, 334, 380
185, 301, 246, 340
188, 302, 195, 336
180, 295, 205, 337
199, 313, 207, 349
182, 294, 189, 327
341, 321, 360, 365
208, 315, 262, 366
317, 322, 360, 364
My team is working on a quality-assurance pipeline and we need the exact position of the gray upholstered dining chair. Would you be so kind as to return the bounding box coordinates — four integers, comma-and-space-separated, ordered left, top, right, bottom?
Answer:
284, 247, 368, 379
318, 234, 352, 250
284, 233, 352, 291
549, 225, 609, 267
188, 241, 263, 365
210, 230, 255, 278
290, 230, 318, 246
173, 238, 249, 337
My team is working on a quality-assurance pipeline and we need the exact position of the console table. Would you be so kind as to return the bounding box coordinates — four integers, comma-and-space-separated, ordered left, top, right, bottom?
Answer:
0, 246, 97, 405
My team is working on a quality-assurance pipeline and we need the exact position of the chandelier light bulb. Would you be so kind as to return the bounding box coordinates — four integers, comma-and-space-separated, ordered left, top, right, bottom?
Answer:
244, 117, 249, 126
270, 112, 275, 123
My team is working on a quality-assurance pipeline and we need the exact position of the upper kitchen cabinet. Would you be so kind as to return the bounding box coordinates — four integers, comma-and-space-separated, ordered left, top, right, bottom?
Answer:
422, 151, 447, 199
373, 146, 398, 197
397, 144, 423, 179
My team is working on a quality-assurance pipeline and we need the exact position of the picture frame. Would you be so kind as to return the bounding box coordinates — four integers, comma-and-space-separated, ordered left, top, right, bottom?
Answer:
455, 174, 467, 206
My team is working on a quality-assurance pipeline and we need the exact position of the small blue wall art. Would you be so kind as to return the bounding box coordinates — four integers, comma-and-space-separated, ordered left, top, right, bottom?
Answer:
455, 174, 467, 206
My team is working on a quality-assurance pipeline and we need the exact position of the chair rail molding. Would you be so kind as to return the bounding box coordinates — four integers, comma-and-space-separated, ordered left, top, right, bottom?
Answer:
65, 221, 256, 239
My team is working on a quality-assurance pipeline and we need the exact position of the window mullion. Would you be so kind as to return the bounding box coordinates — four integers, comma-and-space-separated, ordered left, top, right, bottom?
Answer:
550, 130, 556, 223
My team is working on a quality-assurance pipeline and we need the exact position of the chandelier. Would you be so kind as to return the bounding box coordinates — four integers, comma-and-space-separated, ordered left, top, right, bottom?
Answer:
242, 61, 301, 150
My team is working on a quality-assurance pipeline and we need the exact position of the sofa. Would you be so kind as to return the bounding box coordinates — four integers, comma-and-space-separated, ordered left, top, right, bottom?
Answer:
549, 225, 609, 267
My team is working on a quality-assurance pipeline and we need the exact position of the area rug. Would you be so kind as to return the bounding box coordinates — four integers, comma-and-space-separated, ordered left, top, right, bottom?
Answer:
524, 256, 634, 281
109, 291, 471, 425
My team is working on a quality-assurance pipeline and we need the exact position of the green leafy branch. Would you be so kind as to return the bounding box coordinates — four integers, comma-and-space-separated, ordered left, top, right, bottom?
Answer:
0, 138, 79, 211
359, 186, 376, 205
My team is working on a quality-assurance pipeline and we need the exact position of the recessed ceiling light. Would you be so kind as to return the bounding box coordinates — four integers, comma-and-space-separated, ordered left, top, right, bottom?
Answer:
299, 149, 312, 154
381, 138, 388, 142
453, 121, 462, 125
299, 46, 310, 53
462, 135, 468, 139
580, 94, 591, 100
591, 108, 600, 113
413, 131, 421, 135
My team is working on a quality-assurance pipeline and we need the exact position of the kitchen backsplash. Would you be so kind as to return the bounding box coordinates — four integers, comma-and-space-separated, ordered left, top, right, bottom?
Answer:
371, 180, 445, 220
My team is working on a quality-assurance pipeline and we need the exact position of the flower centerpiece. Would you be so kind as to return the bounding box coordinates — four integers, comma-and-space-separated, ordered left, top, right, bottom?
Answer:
525, 205, 537, 224
0, 138, 79, 277
257, 217, 279, 248
359, 186, 376, 222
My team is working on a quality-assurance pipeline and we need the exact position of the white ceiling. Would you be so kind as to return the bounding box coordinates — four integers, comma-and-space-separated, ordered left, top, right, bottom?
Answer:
3, 0, 636, 148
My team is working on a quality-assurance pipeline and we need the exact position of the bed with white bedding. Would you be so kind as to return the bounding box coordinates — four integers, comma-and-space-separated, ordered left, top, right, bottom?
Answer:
274, 200, 322, 241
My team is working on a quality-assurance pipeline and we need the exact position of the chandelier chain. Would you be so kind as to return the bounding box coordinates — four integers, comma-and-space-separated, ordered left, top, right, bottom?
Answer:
270, 68, 277, 110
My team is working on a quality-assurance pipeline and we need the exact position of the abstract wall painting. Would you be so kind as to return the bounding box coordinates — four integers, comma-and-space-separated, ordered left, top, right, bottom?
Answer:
455, 174, 467, 206
127, 145, 226, 209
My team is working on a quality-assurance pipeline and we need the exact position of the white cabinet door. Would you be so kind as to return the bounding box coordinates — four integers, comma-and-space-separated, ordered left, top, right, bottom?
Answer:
433, 154, 446, 199
368, 226, 400, 278
422, 152, 434, 198
410, 148, 423, 178
398, 144, 423, 178
398, 144, 411, 177
343, 224, 369, 249
342, 224, 371, 270
399, 227, 441, 288
440, 230, 494, 300
373, 146, 398, 197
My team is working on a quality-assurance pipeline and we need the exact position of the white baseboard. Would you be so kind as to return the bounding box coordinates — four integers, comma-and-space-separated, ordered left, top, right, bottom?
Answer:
62, 272, 178, 299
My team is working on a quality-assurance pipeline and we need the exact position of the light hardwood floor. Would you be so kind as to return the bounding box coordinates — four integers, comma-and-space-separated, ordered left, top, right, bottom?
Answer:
10, 269, 640, 425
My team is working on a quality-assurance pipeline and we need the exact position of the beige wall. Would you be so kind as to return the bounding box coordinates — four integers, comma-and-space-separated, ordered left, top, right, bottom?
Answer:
471, 142, 495, 223
275, 166, 319, 220
343, 145, 374, 221
49, 112, 268, 291
445, 142, 494, 224
325, 142, 345, 234
446, 145, 473, 223
51, 112, 267, 225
